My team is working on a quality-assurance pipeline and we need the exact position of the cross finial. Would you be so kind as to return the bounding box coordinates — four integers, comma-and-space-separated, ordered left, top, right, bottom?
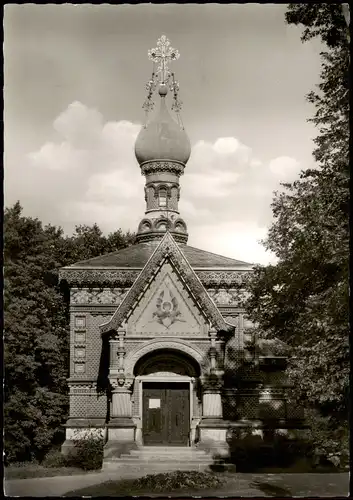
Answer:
142, 35, 183, 126
148, 35, 180, 84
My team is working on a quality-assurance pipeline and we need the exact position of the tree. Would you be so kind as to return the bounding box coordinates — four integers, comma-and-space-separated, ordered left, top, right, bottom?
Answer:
4, 202, 135, 463
245, 4, 349, 426
61, 224, 135, 265
4, 203, 69, 462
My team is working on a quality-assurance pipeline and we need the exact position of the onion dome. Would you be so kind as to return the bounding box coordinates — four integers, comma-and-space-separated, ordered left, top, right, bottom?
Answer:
135, 36, 190, 245
135, 85, 191, 166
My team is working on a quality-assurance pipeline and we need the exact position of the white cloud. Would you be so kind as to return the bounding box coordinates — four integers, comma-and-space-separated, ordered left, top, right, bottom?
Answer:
269, 156, 301, 180
10, 101, 303, 264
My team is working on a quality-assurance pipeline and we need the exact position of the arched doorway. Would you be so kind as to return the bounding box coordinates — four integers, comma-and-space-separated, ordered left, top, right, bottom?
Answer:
133, 349, 201, 446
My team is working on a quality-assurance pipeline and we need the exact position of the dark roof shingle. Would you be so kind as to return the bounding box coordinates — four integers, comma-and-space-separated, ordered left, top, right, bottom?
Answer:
67, 241, 252, 269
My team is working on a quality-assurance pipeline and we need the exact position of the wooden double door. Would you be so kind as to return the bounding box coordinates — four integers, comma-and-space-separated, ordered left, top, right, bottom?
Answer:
143, 382, 190, 446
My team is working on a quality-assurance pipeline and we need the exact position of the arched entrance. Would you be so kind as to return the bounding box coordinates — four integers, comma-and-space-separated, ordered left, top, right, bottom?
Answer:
132, 349, 201, 446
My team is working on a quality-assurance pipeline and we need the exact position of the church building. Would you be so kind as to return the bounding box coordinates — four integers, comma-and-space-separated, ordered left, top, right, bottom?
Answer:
59, 36, 303, 469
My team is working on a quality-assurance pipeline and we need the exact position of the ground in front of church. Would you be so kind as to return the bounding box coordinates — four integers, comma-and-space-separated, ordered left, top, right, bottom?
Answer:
5, 469, 350, 497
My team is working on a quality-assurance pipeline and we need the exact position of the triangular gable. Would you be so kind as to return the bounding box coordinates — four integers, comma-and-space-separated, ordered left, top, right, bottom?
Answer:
100, 232, 234, 335
128, 264, 206, 335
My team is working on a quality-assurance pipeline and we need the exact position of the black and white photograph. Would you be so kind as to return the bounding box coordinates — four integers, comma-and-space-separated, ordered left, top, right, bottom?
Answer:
4, 3, 350, 497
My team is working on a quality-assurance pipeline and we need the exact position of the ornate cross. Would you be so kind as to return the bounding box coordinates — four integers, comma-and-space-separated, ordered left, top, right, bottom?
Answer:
148, 35, 180, 84
142, 35, 183, 124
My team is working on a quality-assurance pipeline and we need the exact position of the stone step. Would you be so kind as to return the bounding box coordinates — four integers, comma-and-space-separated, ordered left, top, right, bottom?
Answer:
128, 450, 208, 457
134, 447, 202, 452
102, 461, 212, 472
122, 455, 210, 461
131, 447, 208, 452
117, 455, 212, 465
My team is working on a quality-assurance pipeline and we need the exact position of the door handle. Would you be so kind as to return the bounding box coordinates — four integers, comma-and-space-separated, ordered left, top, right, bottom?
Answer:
176, 414, 178, 426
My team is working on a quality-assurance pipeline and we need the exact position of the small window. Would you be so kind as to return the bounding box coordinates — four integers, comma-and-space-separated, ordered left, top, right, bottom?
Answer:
159, 188, 167, 208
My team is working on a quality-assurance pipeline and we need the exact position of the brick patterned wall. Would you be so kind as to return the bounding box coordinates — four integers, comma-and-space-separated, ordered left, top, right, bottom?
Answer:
68, 311, 111, 420
69, 384, 107, 419
236, 391, 260, 419
262, 371, 288, 386
258, 398, 286, 419
125, 341, 145, 356
132, 379, 141, 417
169, 187, 179, 210
86, 314, 112, 379
147, 187, 159, 209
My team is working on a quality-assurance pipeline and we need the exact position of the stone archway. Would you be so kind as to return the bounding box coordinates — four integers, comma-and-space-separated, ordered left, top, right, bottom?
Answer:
134, 349, 201, 378
125, 339, 204, 377
127, 342, 204, 446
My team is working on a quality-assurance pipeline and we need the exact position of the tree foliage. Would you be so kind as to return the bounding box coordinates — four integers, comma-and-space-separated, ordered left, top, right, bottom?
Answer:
4, 202, 134, 463
245, 4, 349, 419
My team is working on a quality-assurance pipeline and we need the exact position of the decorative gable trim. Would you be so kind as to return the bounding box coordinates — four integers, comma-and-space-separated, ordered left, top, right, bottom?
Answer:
100, 232, 234, 335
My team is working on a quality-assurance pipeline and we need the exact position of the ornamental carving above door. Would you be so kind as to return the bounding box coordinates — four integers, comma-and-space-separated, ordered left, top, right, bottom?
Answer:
144, 289, 186, 329
130, 266, 206, 335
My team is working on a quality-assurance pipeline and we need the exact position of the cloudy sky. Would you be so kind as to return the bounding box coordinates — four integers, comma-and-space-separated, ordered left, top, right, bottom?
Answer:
4, 4, 323, 265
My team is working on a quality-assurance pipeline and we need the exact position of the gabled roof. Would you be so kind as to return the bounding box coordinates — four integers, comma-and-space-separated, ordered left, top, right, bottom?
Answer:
100, 232, 234, 335
66, 241, 253, 269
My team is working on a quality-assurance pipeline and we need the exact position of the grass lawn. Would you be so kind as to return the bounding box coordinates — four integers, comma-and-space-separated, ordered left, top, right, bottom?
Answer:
64, 471, 350, 498
5, 463, 99, 480
64, 471, 227, 497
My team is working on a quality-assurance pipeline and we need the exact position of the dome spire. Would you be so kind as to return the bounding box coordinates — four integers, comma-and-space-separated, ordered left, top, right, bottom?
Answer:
135, 35, 190, 244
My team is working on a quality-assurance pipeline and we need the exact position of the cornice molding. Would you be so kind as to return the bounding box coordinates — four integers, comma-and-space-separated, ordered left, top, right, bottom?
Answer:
60, 268, 252, 288
140, 160, 185, 176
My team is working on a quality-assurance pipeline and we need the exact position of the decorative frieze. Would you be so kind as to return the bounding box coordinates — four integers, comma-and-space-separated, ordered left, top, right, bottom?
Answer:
70, 288, 129, 305
199, 271, 251, 287
140, 160, 185, 177
60, 268, 252, 288
69, 383, 97, 394
61, 269, 139, 287
207, 288, 250, 307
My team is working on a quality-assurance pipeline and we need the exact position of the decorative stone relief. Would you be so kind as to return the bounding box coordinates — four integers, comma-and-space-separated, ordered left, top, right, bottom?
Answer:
70, 288, 128, 305
147, 288, 185, 329
74, 331, 86, 343
72, 289, 91, 304
132, 269, 202, 335
74, 362, 85, 374
74, 347, 86, 359
74, 316, 86, 328
208, 288, 251, 306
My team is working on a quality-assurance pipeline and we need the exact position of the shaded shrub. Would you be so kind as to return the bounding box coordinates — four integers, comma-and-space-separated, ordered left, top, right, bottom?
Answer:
128, 471, 222, 493
227, 427, 313, 472
41, 449, 69, 468
66, 430, 104, 471
304, 408, 349, 470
